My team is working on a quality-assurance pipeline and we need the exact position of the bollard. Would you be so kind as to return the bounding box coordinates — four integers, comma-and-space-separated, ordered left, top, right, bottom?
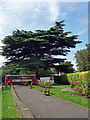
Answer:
30, 82, 33, 89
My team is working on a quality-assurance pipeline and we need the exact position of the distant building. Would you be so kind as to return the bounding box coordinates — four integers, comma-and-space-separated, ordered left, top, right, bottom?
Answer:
59, 72, 65, 76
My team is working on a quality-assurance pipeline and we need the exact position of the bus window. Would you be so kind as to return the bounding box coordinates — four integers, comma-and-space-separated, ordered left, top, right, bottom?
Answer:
11, 76, 13, 79
22, 76, 27, 79
19, 76, 22, 79
17, 76, 20, 79
27, 76, 30, 79
30, 76, 36, 79
14, 76, 18, 79
14, 76, 17, 79
28, 76, 31, 79
25, 76, 28, 79
7, 76, 10, 79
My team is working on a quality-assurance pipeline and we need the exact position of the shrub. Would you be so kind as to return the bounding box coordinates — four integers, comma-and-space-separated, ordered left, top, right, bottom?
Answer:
73, 78, 88, 96
54, 76, 70, 85
39, 69, 49, 77
33, 82, 38, 85
44, 81, 52, 87
38, 81, 51, 87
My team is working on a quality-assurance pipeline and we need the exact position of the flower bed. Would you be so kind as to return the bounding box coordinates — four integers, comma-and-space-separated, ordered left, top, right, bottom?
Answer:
73, 78, 89, 97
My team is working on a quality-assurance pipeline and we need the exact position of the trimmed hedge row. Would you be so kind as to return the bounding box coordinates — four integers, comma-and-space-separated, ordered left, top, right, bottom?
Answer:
54, 76, 70, 85
54, 71, 90, 85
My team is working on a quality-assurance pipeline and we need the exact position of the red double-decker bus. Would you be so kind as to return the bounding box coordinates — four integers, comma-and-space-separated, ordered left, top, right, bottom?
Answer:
5, 75, 37, 85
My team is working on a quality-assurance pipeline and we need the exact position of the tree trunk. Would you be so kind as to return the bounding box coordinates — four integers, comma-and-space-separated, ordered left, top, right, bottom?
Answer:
36, 66, 40, 80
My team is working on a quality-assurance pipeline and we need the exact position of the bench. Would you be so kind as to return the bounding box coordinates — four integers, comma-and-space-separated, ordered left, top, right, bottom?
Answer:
41, 86, 50, 96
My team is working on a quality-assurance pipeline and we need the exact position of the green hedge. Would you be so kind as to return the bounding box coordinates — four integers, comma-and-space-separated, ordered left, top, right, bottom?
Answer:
54, 76, 70, 85
54, 71, 90, 85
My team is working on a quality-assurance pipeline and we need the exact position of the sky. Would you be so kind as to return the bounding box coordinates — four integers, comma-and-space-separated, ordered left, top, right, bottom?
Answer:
0, 0, 88, 70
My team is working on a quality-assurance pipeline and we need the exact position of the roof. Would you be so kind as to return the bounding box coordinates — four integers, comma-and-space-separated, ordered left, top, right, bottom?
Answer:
6, 75, 36, 76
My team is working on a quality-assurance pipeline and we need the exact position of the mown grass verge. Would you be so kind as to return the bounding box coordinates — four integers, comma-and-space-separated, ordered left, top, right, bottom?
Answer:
33, 85, 88, 108
0, 89, 2, 119
2, 87, 20, 118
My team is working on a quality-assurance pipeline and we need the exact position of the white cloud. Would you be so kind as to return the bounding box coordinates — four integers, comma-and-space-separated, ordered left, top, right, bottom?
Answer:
34, 8, 40, 13
0, 5, 8, 39
47, 1, 67, 22
0, 2, 35, 33
0, 56, 6, 67
48, 1, 59, 22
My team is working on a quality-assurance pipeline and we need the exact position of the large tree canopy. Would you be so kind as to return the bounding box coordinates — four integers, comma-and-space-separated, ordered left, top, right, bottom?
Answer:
2, 20, 81, 79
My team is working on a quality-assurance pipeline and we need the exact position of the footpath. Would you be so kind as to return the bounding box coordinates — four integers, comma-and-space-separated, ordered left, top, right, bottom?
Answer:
11, 86, 34, 118
12, 85, 88, 119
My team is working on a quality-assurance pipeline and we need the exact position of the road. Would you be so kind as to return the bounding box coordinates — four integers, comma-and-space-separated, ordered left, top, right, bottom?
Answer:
14, 85, 88, 118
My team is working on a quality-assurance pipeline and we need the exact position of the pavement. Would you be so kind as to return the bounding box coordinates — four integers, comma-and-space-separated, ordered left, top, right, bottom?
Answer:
12, 85, 88, 118
11, 85, 34, 118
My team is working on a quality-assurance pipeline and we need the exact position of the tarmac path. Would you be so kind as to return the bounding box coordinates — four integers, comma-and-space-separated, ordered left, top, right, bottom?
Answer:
14, 85, 88, 118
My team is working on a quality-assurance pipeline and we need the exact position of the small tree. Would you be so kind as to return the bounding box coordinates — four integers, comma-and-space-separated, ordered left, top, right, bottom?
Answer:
75, 44, 90, 71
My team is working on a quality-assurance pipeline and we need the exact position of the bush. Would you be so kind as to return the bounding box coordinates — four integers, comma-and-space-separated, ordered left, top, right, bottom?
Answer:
44, 81, 52, 87
54, 76, 70, 85
39, 69, 49, 77
67, 71, 89, 84
73, 79, 88, 96
33, 82, 38, 85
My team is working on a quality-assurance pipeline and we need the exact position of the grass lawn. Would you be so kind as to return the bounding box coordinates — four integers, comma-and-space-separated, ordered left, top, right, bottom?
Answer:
0, 89, 2, 119
33, 85, 88, 108
2, 87, 20, 118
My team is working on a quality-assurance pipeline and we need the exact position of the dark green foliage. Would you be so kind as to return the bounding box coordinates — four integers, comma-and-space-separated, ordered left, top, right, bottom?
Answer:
2, 20, 81, 79
39, 69, 50, 77
54, 76, 70, 85
56, 61, 75, 74
39, 68, 57, 77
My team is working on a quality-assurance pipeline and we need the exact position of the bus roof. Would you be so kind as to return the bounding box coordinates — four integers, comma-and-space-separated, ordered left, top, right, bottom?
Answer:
6, 75, 36, 76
